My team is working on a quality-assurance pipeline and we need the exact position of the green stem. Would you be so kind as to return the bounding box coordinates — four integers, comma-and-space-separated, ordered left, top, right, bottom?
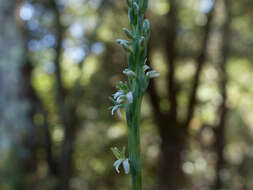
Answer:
111, 1, 151, 189
127, 96, 143, 190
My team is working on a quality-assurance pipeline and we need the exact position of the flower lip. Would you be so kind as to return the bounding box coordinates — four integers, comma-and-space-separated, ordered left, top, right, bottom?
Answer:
111, 146, 130, 174
123, 68, 136, 77
113, 91, 124, 99
125, 91, 133, 104
111, 105, 119, 115
123, 158, 130, 174
143, 64, 150, 72
113, 159, 123, 173
146, 70, 160, 78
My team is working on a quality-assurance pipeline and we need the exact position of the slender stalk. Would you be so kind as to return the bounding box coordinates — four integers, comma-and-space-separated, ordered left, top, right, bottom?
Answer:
126, 96, 143, 190
110, 1, 157, 190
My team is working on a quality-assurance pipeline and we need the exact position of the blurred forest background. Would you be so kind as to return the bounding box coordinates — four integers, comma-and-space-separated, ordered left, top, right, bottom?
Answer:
1, 0, 253, 190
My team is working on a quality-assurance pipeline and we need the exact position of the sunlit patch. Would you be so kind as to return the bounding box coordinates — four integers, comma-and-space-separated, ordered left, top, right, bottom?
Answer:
64, 46, 86, 63
41, 34, 56, 48
107, 124, 126, 139
176, 60, 195, 81
91, 42, 105, 55
89, 0, 102, 9
28, 40, 40, 51
226, 143, 245, 165
151, 51, 167, 75
194, 157, 207, 171
81, 56, 100, 85
151, 0, 170, 15
195, 14, 207, 26
97, 25, 114, 42
89, 159, 106, 174
146, 145, 159, 161
183, 161, 194, 174
199, 0, 214, 13
190, 118, 202, 132
32, 71, 54, 96
44, 61, 56, 74
20, 3, 34, 21
69, 21, 86, 38
53, 127, 64, 143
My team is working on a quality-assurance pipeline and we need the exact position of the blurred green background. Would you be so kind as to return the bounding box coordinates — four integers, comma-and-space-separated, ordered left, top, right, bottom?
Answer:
1, 0, 253, 190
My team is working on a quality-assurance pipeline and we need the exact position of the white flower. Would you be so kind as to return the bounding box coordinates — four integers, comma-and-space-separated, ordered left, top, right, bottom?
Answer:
116, 95, 124, 104
123, 68, 136, 77
111, 105, 119, 115
111, 146, 130, 174
143, 63, 160, 78
143, 64, 150, 72
113, 90, 124, 99
116, 39, 132, 53
125, 91, 133, 104
146, 70, 160, 78
113, 159, 123, 173
123, 158, 130, 174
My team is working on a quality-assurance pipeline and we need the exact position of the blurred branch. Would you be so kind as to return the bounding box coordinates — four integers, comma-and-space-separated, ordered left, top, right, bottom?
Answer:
147, 37, 164, 124
166, 0, 178, 119
213, 0, 231, 188
185, 0, 217, 128
50, 1, 103, 189
50, 1, 74, 189
42, 108, 59, 177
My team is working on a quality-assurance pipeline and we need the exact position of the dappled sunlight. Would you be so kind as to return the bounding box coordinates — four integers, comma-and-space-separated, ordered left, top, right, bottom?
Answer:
1, 0, 253, 189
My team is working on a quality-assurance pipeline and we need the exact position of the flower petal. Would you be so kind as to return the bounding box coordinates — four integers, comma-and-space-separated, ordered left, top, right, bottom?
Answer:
116, 95, 124, 103
146, 70, 160, 78
113, 91, 124, 99
123, 158, 130, 174
126, 92, 133, 104
113, 159, 123, 173
123, 69, 136, 77
111, 105, 119, 115
143, 64, 150, 72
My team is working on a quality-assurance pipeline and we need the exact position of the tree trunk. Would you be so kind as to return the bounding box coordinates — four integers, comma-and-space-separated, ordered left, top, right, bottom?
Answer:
158, 120, 186, 190
0, 1, 38, 189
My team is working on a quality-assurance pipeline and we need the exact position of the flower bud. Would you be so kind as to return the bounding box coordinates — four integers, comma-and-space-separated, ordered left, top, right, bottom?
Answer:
143, 19, 150, 33
122, 28, 134, 39
146, 70, 160, 78
123, 68, 136, 77
116, 39, 133, 53
139, 36, 145, 47
133, 2, 139, 14
143, 64, 150, 72
123, 159, 130, 174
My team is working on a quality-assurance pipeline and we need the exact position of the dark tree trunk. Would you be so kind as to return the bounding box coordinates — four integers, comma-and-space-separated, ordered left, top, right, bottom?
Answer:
158, 118, 186, 190
50, 1, 78, 189
148, 0, 217, 189
148, 82, 186, 189
166, 0, 178, 120
185, 0, 216, 128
